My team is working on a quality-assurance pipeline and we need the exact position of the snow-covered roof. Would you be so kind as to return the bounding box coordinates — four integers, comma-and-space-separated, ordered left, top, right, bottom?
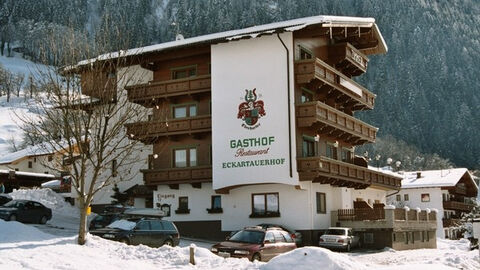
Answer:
0, 169, 56, 179
368, 166, 403, 178
0, 142, 57, 164
75, 15, 387, 68
401, 168, 477, 189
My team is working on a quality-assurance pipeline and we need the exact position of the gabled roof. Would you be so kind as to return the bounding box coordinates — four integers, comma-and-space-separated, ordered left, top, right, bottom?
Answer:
0, 142, 56, 165
401, 168, 478, 190
75, 15, 387, 69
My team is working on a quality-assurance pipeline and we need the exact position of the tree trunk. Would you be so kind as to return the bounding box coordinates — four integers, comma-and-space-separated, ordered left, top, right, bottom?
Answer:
78, 202, 88, 245
0, 40, 4, 56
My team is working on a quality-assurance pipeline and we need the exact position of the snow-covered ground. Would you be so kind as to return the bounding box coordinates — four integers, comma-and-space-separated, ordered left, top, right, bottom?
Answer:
0, 188, 479, 270
0, 54, 49, 154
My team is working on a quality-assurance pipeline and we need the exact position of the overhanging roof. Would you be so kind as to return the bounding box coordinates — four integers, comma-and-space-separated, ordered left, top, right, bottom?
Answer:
74, 15, 387, 69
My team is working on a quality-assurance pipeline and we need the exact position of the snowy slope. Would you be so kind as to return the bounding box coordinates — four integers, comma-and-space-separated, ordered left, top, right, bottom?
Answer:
0, 54, 50, 154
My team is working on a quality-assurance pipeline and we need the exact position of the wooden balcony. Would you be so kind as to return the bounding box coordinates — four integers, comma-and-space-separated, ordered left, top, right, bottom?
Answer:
296, 101, 377, 145
295, 58, 375, 111
328, 42, 369, 77
297, 156, 401, 190
125, 75, 211, 107
442, 218, 462, 228
125, 115, 211, 144
443, 200, 475, 212
142, 166, 212, 186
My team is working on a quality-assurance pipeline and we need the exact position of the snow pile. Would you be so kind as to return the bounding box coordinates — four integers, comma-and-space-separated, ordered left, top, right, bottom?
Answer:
437, 238, 471, 251
10, 188, 77, 215
262, 247, 366, 270
0, 219, 55, 243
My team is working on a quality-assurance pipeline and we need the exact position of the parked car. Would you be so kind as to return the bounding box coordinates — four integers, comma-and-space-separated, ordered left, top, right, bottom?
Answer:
90, 217, 180, 247
0, 194, 12, 206
257, 223, 303, 246
89, 212, 123, 230
211, 227, 297, 262
0, 199, 52, 224
318, 227, 360, 252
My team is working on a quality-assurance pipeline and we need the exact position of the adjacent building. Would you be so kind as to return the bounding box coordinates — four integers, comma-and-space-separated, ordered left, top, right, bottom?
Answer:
78, 15, 437, 249
387, 169, 478, 239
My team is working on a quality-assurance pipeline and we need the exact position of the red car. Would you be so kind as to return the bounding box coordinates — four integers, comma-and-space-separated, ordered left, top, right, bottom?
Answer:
211, 227, 296, 262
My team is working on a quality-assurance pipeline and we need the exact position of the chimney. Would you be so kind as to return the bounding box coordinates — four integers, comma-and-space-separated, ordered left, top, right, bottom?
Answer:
416, 172, 421, 179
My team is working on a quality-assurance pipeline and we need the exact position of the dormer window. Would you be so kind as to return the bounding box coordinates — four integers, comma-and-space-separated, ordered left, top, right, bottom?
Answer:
171, 65, 196, 80
299, 47, 313, 60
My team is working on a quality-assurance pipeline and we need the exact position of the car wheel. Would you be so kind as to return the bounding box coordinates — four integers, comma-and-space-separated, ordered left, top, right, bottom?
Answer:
252, 253, 261, 262
345, 243, 351, 252
119, 238, 129, 245
8, 214, 17, 222
163, 239, 174, 247
39, 215, 48, 224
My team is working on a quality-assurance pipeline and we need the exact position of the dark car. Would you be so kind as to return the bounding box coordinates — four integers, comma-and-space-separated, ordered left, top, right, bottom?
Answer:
211, 227, 296, 262
0, 194, 12, 206
0, 199, 52, 224
90, 217, 180, 247
257, 223, 303, 247
89, 213, 123, 230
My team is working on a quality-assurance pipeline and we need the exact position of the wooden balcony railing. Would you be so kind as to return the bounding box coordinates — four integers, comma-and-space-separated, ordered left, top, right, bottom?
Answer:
295, 58, 375, 110
125, 115, 211, 144
142, 166, 212, 186
443, 218, 462, 228
296, 101, 377, 145
297, 156, 402, 190
328, 42, 369, 76
337, 208, 385, 221
443, 200, 475, 212
125, 75, 211, 107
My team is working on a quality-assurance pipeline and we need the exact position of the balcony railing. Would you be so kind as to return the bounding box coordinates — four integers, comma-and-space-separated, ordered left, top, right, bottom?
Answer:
125, 115, 211, 144
443, 200, 475, 212
443, 218, 462, 228
295, 58, 375, 110
328, 42, 369, 76
296, 101, 377, 145
142, 166, 212, 186
336, 208, 436, 225
125, 75, 211, 107
297, 156, 401, 190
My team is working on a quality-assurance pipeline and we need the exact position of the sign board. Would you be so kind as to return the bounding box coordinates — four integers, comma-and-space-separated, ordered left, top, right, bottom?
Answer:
211, 32, 298, 190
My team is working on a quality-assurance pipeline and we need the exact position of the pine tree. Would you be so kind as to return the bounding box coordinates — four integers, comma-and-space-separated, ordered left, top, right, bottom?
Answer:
110, 184, 128, 206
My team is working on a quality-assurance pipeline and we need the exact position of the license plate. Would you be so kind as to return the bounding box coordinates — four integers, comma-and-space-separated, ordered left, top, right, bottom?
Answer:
218, 252, 231, 258
326, 238, 335, 242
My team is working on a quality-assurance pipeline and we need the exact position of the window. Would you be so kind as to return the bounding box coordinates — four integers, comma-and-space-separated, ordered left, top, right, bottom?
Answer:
404, 194, 409, 201
316, 192, 326, 214
150, 220, 163, 230
112, 159, 117, 177
302, 136, 315, 157
251, 193, 280, 217
396, 194, 401, 202
299, 47, 312, 60
171, 65, 196, 80
173, 147, 197, 168
393, 232, 396, 242
48, 155, 53, 162
341, 148, 352, 163
421, 193, 430, 202
28, 161, 33, 168
175, 197, 189, 214
421, 231, 425, 242
207, 195, 222, 213
273, 231, 286, 243
405, 232, 409, 244
326, 143, 337, 159
33, 157, 37, 162
148, 155, 154, 170
135, 221, 150, 230
301, 89, 313, 103
173, 104, 197, 118
264, 232, 275, 243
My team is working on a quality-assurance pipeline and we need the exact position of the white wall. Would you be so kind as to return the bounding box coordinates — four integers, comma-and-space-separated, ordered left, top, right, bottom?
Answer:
0, 155, 61, 176
154, 182, 389, 232
387, 187, 444, 238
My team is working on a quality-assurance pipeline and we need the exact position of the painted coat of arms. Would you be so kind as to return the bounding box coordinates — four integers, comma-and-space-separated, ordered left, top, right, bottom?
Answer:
237, 88, 265, 129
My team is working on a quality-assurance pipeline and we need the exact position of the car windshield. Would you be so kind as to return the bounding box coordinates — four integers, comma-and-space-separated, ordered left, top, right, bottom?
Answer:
107, 219, 137, 230
325, 229, 347, 236
3, 200, 24, 208
229, 230, 265, 244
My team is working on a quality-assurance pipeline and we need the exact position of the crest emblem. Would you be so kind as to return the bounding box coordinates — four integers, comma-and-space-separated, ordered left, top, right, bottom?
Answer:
237, 88, 265, 129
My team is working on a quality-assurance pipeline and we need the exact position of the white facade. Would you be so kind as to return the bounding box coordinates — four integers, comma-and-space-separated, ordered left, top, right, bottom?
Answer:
211, 33, 298, 190
154, 182, 387, 232
387, 187, 445, 238
81, 65, 153, 206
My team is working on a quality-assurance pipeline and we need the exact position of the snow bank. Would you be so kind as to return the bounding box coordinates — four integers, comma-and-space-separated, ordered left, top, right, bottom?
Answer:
262, 247, 366, 270
10, 188, 77, 216
0, 219, 55, 243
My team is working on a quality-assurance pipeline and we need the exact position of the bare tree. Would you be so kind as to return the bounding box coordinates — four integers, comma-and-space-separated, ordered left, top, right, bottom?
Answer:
16, 26, 150, 245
